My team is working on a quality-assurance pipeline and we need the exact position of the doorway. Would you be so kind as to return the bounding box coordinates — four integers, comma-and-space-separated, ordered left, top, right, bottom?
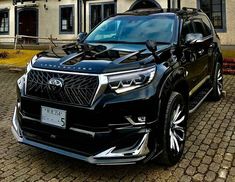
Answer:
17, 8, 38, 44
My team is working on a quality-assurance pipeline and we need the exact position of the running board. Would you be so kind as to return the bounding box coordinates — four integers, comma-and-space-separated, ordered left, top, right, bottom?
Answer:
189, 87, 213, 114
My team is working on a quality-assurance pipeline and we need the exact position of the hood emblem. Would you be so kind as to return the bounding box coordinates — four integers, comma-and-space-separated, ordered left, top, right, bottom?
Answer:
48, 78, 64, 92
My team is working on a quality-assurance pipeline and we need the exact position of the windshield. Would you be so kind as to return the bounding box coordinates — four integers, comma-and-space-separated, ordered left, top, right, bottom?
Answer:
86, 14, 176, 44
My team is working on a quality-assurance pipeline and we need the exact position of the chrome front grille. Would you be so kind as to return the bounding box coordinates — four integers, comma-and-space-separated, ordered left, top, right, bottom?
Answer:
26, 69, 99, 107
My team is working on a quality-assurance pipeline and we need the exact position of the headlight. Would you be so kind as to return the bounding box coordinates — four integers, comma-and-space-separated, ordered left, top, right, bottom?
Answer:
108, 66, 156, 94
17, 75, 26, 91
26, 55, 37, 73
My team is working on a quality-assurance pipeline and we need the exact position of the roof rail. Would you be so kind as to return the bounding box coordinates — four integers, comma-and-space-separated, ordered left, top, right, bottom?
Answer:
177, 7, 203, 16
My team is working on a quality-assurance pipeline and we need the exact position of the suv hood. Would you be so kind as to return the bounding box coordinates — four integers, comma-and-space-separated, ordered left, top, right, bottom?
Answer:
32, 43, 170, 74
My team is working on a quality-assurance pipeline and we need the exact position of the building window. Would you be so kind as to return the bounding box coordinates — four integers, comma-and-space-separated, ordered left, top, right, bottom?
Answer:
0, 10, 9, 34
60, 5, 74, 34
199, 0, 226, 32
90, 2, 116, 30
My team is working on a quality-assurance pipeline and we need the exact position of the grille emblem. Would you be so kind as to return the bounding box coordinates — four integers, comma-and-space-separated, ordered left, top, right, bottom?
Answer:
48, 78, 64, 92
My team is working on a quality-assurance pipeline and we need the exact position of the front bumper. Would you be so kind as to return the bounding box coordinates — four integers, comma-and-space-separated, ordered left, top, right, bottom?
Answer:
12, 106, 154, 165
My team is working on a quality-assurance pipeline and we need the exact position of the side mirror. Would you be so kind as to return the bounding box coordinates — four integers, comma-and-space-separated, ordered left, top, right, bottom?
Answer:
77, 32, 87, 43
185, 33, 203, 45
146, 40, 158, 60
146, 40, 157, 53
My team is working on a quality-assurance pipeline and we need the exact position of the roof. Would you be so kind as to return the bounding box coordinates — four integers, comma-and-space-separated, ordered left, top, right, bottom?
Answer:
123, 7, 204, 17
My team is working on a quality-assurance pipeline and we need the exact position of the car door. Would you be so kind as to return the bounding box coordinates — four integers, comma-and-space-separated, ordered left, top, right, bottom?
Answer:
200, 15, 215, 77
192, 17, 213, 81
181, 18, 203, 91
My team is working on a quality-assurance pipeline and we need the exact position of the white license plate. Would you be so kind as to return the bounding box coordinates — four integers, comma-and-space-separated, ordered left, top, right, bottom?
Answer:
41, 106, 66, 129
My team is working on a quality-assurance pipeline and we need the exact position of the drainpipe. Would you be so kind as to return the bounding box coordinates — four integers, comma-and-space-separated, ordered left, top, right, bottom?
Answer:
77, 0, 82, 33
177, 0, 181, 9
83, 0, 87, 32
168, 0, 171, 9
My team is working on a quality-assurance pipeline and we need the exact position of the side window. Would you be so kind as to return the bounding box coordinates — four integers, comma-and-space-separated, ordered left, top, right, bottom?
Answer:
0, 10, 9, 35
181, 20, 194, 43
193, 19, 206, 37
201, 15, 212, 36
90, 3, 116, 30
60, 5, 74, 34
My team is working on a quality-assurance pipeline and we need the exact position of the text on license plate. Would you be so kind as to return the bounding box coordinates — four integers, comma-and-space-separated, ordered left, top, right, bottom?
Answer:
41, 106, 66, 129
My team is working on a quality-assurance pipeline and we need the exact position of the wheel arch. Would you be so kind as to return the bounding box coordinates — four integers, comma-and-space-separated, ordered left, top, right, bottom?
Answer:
156, 66, 189, 129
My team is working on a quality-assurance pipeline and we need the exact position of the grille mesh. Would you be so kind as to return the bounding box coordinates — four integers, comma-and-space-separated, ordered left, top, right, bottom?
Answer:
26, 69, 99, 107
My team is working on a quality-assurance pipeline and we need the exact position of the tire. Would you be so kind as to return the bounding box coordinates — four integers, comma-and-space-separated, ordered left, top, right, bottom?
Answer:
158, 92, 187, 166
210, 62, 223, 101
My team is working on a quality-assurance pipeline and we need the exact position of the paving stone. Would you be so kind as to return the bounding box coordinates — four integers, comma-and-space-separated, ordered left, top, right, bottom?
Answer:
192, 173, 204, 182
204, 171, 216, 182
218, 169, 228, 179
209, 162, 220, 172
186, 166, 196, 176
197, 164, 209, 174
202, 156, 212, 165
0, 70, 235, 181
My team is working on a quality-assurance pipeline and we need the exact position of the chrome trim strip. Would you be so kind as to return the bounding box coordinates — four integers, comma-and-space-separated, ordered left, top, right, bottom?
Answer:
91, 74, 108, 105
189, 75, 210, 97
69, 127, 95, 137
125, 116, 145, 126
23, 115, 40, 122
189, 87, 213, 114
94, 133, 150, 159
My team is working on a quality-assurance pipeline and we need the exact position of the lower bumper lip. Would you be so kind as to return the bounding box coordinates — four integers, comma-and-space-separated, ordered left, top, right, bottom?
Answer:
11, 107, 151, 165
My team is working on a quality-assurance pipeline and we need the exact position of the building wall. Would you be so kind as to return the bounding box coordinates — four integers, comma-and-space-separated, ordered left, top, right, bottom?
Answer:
0, 0, 235, 45
217, 0, 235, 45
0, 0, 78, 43
0, 0, 15, 43
38, 0, 78, 42
83, 0, 200, 34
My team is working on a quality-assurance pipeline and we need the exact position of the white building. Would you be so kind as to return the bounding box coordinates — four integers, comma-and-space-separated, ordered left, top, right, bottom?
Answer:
0, 0, 233, 45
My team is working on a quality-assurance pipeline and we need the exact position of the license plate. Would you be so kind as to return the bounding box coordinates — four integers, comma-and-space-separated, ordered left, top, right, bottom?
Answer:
41, 106, 66, 129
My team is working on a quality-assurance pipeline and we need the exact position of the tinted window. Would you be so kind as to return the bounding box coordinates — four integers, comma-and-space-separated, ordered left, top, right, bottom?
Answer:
181, 20, 194, 43
193, 19, 206, 37
60, 6, 74, 33
0, 10, 9, 34
201, 15, 212, 36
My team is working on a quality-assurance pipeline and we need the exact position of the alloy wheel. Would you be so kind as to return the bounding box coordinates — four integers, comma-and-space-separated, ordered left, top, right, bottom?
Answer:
169, 104, 186, 153
217, 69, 223, 96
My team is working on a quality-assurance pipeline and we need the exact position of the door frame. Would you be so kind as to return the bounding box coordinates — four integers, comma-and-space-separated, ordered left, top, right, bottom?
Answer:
16, 7, 39, 37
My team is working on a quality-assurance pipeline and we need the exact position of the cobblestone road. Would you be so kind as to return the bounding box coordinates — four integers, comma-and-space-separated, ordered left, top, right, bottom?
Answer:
0, 69, 235, 182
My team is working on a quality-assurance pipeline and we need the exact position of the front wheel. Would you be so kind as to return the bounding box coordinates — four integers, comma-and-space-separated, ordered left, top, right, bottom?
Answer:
158, 92, 188, 166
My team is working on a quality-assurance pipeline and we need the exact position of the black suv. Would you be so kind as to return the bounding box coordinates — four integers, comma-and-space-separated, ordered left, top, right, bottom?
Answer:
12, 8, 223, 166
